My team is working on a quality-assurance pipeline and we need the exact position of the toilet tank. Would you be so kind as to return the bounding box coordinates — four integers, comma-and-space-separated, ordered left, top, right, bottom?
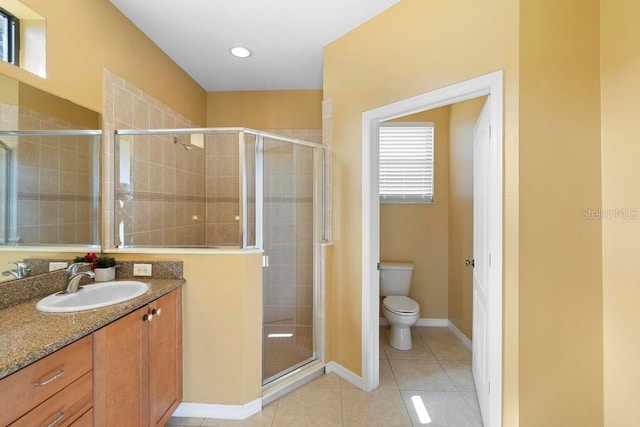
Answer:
379, 262, 415, 296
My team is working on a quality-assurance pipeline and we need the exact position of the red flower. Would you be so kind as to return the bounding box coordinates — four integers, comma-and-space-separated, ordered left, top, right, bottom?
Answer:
85, 253, 98, 262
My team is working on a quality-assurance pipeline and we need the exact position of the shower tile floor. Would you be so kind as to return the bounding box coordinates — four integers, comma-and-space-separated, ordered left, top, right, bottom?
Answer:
167, 326, 483, 426
262, 324, 314, 381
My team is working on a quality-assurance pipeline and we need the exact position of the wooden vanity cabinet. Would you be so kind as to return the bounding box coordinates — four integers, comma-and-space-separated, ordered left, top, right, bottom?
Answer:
93, 288, 182, 427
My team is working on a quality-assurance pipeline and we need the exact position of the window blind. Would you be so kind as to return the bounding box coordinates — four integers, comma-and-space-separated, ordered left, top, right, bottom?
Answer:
379, 123, 434, 203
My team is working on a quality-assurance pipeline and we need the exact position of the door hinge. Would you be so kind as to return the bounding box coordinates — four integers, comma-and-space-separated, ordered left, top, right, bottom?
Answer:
377, 262, 381, 271
489, 125, 492, 137
262, 255, 269, 268
489, 253, 491, 267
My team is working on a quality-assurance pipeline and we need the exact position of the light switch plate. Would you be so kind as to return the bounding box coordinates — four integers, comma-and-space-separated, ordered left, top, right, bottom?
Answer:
133, 263, 152, 277
49, 262, 68, 271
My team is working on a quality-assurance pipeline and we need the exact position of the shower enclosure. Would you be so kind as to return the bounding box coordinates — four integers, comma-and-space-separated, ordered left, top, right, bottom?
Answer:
261, 135, 319, 384
114, 128, 324, 385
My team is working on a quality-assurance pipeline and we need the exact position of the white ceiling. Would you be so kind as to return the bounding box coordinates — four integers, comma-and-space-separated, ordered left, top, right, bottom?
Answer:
109, 0, 399, 92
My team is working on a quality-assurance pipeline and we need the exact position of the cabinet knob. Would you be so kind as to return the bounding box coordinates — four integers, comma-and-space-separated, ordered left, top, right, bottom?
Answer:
151, 308, 162, 316
143, 313, 153, 322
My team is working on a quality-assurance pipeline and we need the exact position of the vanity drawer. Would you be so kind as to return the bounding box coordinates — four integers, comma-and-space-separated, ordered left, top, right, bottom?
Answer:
71, 409, 93, 426
0, 335, 92, 425
10, 371, 92, 427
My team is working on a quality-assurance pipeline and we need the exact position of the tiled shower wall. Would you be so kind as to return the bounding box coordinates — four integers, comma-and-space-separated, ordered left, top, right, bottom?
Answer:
263, 129, 321, 326
115, 133, 207, 246
103, 69, 202, 248
0, 104, 98, 245
205, 133, 240, 247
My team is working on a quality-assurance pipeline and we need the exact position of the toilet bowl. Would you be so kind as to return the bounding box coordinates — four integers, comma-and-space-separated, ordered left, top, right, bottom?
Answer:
382, 295, 419, 350
379, 262, 420, 350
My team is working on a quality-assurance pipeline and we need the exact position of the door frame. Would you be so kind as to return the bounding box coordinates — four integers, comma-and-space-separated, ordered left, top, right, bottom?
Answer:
361, 71, 503, 426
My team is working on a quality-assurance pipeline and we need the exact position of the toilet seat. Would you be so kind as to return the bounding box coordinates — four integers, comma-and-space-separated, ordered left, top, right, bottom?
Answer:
383, 296, 419, 315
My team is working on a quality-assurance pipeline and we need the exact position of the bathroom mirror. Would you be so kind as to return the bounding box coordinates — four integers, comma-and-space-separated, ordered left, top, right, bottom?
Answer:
0, 72, 101, 281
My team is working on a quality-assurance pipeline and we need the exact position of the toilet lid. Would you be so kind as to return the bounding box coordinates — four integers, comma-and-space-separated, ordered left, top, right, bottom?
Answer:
383, 296, 419, 314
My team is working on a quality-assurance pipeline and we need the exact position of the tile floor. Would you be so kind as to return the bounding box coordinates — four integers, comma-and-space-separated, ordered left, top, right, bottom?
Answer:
263, 324, 314, 381
167, 326, 483, 426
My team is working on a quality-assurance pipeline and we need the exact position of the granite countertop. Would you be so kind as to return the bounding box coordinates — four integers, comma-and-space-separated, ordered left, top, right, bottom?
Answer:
0, 278, 184, 379
0, 261, 185, 380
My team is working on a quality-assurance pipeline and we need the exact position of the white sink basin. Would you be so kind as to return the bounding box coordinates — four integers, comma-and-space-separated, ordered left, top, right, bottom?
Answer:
36, 281, 149, 313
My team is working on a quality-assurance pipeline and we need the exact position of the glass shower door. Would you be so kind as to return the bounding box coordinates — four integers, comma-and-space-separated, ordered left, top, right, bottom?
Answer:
261, 136, 317, 385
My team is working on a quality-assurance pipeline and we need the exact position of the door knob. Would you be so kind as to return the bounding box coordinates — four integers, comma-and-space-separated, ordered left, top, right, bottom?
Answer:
465, 259, 475, 267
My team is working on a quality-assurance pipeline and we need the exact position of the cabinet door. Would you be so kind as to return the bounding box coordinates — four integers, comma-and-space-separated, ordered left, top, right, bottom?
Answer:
93, 306, 150, 427
149, 290, 183, 427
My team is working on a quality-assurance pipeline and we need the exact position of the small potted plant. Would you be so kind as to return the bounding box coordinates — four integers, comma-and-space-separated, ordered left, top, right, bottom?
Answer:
73, 253, 119, 282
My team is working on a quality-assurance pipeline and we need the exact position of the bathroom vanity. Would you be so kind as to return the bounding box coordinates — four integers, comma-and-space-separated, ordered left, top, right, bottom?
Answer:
94, 289, 182, 426
0, 273, 184, 427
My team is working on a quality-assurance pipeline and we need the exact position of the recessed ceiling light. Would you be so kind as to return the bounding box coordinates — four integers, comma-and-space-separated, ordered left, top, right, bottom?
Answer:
230, 47, 251, 58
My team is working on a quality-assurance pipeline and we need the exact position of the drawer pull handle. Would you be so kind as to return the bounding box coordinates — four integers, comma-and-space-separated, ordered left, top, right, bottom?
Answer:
151, 308, 162, 316
35, 369, 64, 386
47, 411, 65, 427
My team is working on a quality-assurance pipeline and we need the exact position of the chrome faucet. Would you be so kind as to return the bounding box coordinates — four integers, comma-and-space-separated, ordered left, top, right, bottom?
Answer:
2, 261, 30, 279
64, 262, 95, 294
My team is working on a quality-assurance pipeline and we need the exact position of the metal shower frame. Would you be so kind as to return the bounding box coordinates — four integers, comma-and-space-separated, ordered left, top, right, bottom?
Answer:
114, 127, 326, 251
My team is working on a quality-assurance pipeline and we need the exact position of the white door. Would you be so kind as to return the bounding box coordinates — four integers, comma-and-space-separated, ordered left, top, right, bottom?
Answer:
472, 98, 491, 426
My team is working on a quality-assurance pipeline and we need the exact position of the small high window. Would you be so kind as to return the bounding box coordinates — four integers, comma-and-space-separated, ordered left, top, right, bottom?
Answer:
379, 122, 435, 204
0, 7, 19, 65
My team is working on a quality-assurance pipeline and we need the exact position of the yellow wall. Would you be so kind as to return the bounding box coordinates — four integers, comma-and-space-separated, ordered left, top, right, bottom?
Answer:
0, 0, 206, 124
519, 0, 603, 425
0, 74, 19, 104
447, 97, 486, 339
113, 252, 263, 404
601, 1, 640, 424
18, 81, 100, 128
323, 0, 520, 423
207, 90, 322, 129
324, 244, 335, 361
381, 107, 450, 320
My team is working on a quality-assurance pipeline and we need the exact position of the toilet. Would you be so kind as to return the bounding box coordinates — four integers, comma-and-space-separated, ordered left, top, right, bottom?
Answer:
380, 262, 420, 350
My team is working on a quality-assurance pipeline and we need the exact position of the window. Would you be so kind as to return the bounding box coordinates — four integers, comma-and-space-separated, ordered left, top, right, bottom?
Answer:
0, 7, 19, 65
379, 122, 434, 203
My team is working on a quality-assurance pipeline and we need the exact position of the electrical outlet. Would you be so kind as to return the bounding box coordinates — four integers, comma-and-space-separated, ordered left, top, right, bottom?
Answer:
49, 262, 68, 271
133, 263, 152, 277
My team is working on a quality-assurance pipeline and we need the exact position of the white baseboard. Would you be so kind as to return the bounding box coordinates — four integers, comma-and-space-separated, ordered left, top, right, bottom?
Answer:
379, 317, 448, 327
325, 361, 364, 389
173, 399, 261, 420
448, 320, 473, 351
416, 318, 449, 327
